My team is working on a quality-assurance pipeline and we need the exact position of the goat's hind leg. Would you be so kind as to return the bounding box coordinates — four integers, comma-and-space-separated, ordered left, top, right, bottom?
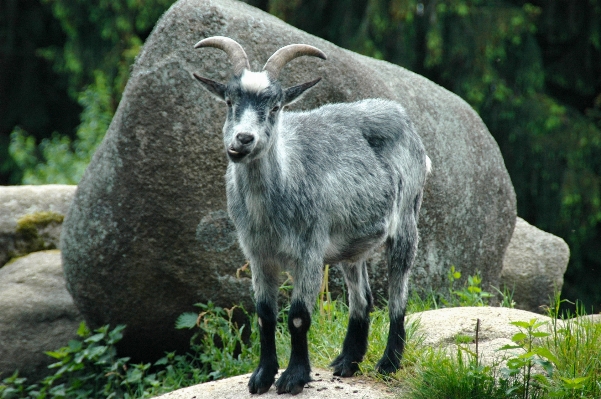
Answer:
248, 262, 280, 394
376, 216, 418, 375
330, 261, 373, 377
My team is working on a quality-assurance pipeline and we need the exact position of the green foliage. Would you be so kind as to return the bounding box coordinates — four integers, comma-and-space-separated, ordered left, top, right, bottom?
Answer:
9, 71, 113, 184
38, 0, 176, 99
175, 302, 259, 381
0, 323, 162, 399
443, 265, 495, 307
405, 295, 601, 399
5, 0, 176, 184
0, 314, 257, 399
0, 372, 29, 399
406, 265, 514, 311
497, 319, 555, 398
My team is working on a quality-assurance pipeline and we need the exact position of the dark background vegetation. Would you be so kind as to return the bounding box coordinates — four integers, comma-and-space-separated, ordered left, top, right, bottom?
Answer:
1, 0, 600, 313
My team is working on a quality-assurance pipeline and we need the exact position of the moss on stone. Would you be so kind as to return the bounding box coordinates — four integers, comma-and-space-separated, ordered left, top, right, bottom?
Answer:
16, 211, 65, 239
9, 211, 65, 259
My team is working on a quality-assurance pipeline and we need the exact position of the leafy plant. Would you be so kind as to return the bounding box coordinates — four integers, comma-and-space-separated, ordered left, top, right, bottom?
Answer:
443, 265, 494, 307
175, 302, 259, 381
0, 323, 168, 399
497, 319, 557, 398
0, 372, 30, 399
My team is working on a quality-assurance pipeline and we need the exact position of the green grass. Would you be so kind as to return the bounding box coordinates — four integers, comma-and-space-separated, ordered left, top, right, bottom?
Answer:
399, 295, 601, 399
544, 300, 601, 398
2, 268, 599, 399
401, 347, 519, 399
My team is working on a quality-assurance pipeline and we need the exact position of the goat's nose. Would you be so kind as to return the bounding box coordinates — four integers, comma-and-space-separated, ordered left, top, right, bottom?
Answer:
236, 133, 254, 145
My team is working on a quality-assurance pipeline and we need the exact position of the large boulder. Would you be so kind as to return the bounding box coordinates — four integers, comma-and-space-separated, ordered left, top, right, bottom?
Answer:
61, 0, 516, 360
0, 185, 76, 267
0, 251, 82, 381
500, 218, 570, 313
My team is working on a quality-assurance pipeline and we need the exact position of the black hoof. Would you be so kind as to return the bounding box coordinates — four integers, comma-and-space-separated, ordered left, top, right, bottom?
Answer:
375, 356, 400, 375
330, 354, 360, 377
248, 365, 277, 394
275, 365, 311, 395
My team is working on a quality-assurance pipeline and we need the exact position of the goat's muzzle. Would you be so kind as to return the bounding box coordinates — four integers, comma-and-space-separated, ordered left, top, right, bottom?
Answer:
227, 132, 255, 162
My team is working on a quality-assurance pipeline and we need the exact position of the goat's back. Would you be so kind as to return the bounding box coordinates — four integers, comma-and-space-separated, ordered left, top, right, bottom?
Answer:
282, 98, 426, 189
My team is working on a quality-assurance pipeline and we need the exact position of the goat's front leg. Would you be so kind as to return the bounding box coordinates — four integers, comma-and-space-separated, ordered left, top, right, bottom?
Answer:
275, 260, 323, 395
248, 262, 280, 394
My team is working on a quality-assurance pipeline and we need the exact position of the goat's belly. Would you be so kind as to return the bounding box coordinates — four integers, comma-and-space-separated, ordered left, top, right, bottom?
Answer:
324, 234, 386, 264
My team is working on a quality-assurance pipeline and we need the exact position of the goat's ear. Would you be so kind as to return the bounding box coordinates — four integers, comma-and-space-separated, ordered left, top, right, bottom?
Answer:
193, 73, 226, 101
283, 77, 321, 106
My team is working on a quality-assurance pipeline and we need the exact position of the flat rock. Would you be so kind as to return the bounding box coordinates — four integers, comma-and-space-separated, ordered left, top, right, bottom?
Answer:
153, 368, 395, 399
408, 306, 552, 366
0, 250, 82, 381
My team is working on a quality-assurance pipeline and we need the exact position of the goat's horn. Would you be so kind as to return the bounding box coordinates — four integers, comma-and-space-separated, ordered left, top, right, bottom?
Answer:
194, 36, 250, 76
263, 44, 327, 80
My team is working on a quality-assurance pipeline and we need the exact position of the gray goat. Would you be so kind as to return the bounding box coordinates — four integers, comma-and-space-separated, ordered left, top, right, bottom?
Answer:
193, 36, 430, 395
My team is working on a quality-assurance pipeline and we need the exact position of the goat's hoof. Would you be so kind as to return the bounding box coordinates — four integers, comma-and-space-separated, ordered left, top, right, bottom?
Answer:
375, 357, 400, 375
248, 365, 277, 394
330, 354, 360, 377
275, 365, 311, 395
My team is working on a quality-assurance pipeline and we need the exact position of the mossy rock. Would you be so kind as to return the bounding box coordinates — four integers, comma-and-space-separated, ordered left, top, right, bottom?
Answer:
0, 184, 76, 268
16, 211, 64, 238
9, 211, 65, 260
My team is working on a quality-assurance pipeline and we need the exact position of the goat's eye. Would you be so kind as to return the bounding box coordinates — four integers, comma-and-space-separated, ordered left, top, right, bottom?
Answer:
270, 105, 280, 114
225, 99, 232, 107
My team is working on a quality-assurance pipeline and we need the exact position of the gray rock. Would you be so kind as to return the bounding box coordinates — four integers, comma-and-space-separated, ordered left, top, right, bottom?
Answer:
408, 306, 553, 367
61, 0, 516, 360
0, 185, 76, 267
152, 368, 395, 399
577, 314, 601, 323
500, 217, 570, 313
0, 250, 82, 381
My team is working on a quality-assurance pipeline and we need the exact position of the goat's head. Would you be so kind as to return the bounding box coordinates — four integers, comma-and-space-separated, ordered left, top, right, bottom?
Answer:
193, 36, 326, 163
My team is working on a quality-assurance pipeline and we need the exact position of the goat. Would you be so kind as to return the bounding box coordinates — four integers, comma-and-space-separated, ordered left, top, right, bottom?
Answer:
193, 36, 430, 395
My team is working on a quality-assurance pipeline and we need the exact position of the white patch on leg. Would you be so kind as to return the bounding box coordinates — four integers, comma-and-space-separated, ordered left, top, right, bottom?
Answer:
292, 317, 303, 328
258, 317, 263, 328
426, 155, 432, 174
240, 70, 271, 93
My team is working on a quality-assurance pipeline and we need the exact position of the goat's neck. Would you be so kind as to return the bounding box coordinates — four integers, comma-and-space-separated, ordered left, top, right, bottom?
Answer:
235, 133, 286, 196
